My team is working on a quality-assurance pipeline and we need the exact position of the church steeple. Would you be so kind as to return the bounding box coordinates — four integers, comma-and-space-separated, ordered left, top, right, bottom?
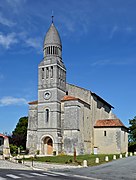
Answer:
43, 19, 62, 59
39, 19, 66, 92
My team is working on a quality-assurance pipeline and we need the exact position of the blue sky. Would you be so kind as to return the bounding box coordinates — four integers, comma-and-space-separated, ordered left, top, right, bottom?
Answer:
0, 0, 136, 133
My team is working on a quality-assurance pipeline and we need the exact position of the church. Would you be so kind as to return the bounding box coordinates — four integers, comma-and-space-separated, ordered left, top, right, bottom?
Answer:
26, 19, 128, 155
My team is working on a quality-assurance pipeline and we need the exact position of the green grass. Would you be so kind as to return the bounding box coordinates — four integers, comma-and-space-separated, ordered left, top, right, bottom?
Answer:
25, 154, 121, 166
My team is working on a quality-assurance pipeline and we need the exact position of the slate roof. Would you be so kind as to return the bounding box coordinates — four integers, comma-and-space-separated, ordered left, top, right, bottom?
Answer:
94, 119, 126, 128
44, 23, 61, 46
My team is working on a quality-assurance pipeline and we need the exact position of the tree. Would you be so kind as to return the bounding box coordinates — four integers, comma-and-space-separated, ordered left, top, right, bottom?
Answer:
10, 116, 28, 150
128, 116, 136, 152
129, 116, 136, 142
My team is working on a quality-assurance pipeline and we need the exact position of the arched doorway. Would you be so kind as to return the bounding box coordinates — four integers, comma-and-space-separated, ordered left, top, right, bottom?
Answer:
43, 136, 53, 155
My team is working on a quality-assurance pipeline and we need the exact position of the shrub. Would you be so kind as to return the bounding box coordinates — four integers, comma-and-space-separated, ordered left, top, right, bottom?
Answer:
128, 142, 136, 152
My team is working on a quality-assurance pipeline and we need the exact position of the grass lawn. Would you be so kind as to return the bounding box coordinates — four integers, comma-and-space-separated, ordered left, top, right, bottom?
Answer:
25, 154, 121, 166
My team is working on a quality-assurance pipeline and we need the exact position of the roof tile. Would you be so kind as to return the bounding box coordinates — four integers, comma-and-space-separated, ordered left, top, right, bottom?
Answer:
61, 96, 78, 101
94, 119, 126, 127
0, 133, 8, 138
28, 100, 38, 105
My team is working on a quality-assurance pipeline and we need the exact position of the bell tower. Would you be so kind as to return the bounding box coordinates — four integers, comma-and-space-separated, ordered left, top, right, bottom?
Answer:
37, 19, 66, 155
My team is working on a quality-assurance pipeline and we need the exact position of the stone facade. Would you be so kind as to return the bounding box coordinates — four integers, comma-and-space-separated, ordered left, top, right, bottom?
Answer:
26, 21, 128, 155
0, 134, 10, 157
94, 119, 128, 154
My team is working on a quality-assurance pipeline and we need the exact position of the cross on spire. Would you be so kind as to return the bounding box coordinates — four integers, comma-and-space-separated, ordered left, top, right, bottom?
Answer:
51, 10, 54, 23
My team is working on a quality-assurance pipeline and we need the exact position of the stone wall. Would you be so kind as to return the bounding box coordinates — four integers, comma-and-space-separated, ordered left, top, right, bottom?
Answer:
0, 135, 10, 157
94, 127, 128, 154
62, 99, 92, 155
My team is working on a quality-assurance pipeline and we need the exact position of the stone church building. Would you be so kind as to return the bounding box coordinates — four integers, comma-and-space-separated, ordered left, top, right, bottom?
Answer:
26, 20, 128, 155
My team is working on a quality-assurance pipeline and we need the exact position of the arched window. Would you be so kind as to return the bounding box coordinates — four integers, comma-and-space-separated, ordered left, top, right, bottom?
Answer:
45, 109, 49, 122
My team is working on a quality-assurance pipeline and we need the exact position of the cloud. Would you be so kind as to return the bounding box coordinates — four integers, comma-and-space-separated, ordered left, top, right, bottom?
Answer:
109, 25, 118, 39
6, 0, 26, 6
109, 25, 135, 39
125, 27, 135, 33
0, 31, 42, 52
0, 13, 15, 27
91, 59, 133, 67
25, 37, 42, 52
0, 32, 18, 49
5, 0, 26, 13
91, 59, 112, 66
0, 96, 28, 106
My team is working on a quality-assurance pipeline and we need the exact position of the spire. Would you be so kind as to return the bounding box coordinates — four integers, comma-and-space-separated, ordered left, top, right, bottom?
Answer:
43, 19, 62, 47
43, 17, 62, 58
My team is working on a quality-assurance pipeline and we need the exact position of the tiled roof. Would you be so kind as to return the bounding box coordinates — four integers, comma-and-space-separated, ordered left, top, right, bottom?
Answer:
61, 96, 78, 101
28, 100, 38, 105
94, 119, 126, 128
0, 133, 8, 138
61, 95, 90, 108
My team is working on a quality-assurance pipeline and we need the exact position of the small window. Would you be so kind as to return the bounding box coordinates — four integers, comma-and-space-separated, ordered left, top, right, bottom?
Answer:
46, 67, 49, 78
45, 109, 49, 122
104, 131, 106, 136
51, 66, 53, 78
42, 68, 44, 79
66, 91, 68, 95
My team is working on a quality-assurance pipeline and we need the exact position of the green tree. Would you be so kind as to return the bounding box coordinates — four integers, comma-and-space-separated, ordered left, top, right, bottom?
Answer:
10, 116, 28, 150
128, 116, 136, 152
129, 116, 136, 142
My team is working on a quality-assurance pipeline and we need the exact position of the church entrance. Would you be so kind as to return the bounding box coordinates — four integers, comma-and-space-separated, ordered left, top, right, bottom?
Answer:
43, 136, 53, 155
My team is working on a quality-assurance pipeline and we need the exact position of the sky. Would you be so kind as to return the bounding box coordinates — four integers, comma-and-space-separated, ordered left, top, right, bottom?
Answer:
0, 0, 136, 133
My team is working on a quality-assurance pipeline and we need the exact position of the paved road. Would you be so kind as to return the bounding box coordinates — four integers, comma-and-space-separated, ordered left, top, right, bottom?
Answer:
0, 156, 136, 179
55, 156, 136, 180
0, 169, 91, 180
0, 160, 91, 180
